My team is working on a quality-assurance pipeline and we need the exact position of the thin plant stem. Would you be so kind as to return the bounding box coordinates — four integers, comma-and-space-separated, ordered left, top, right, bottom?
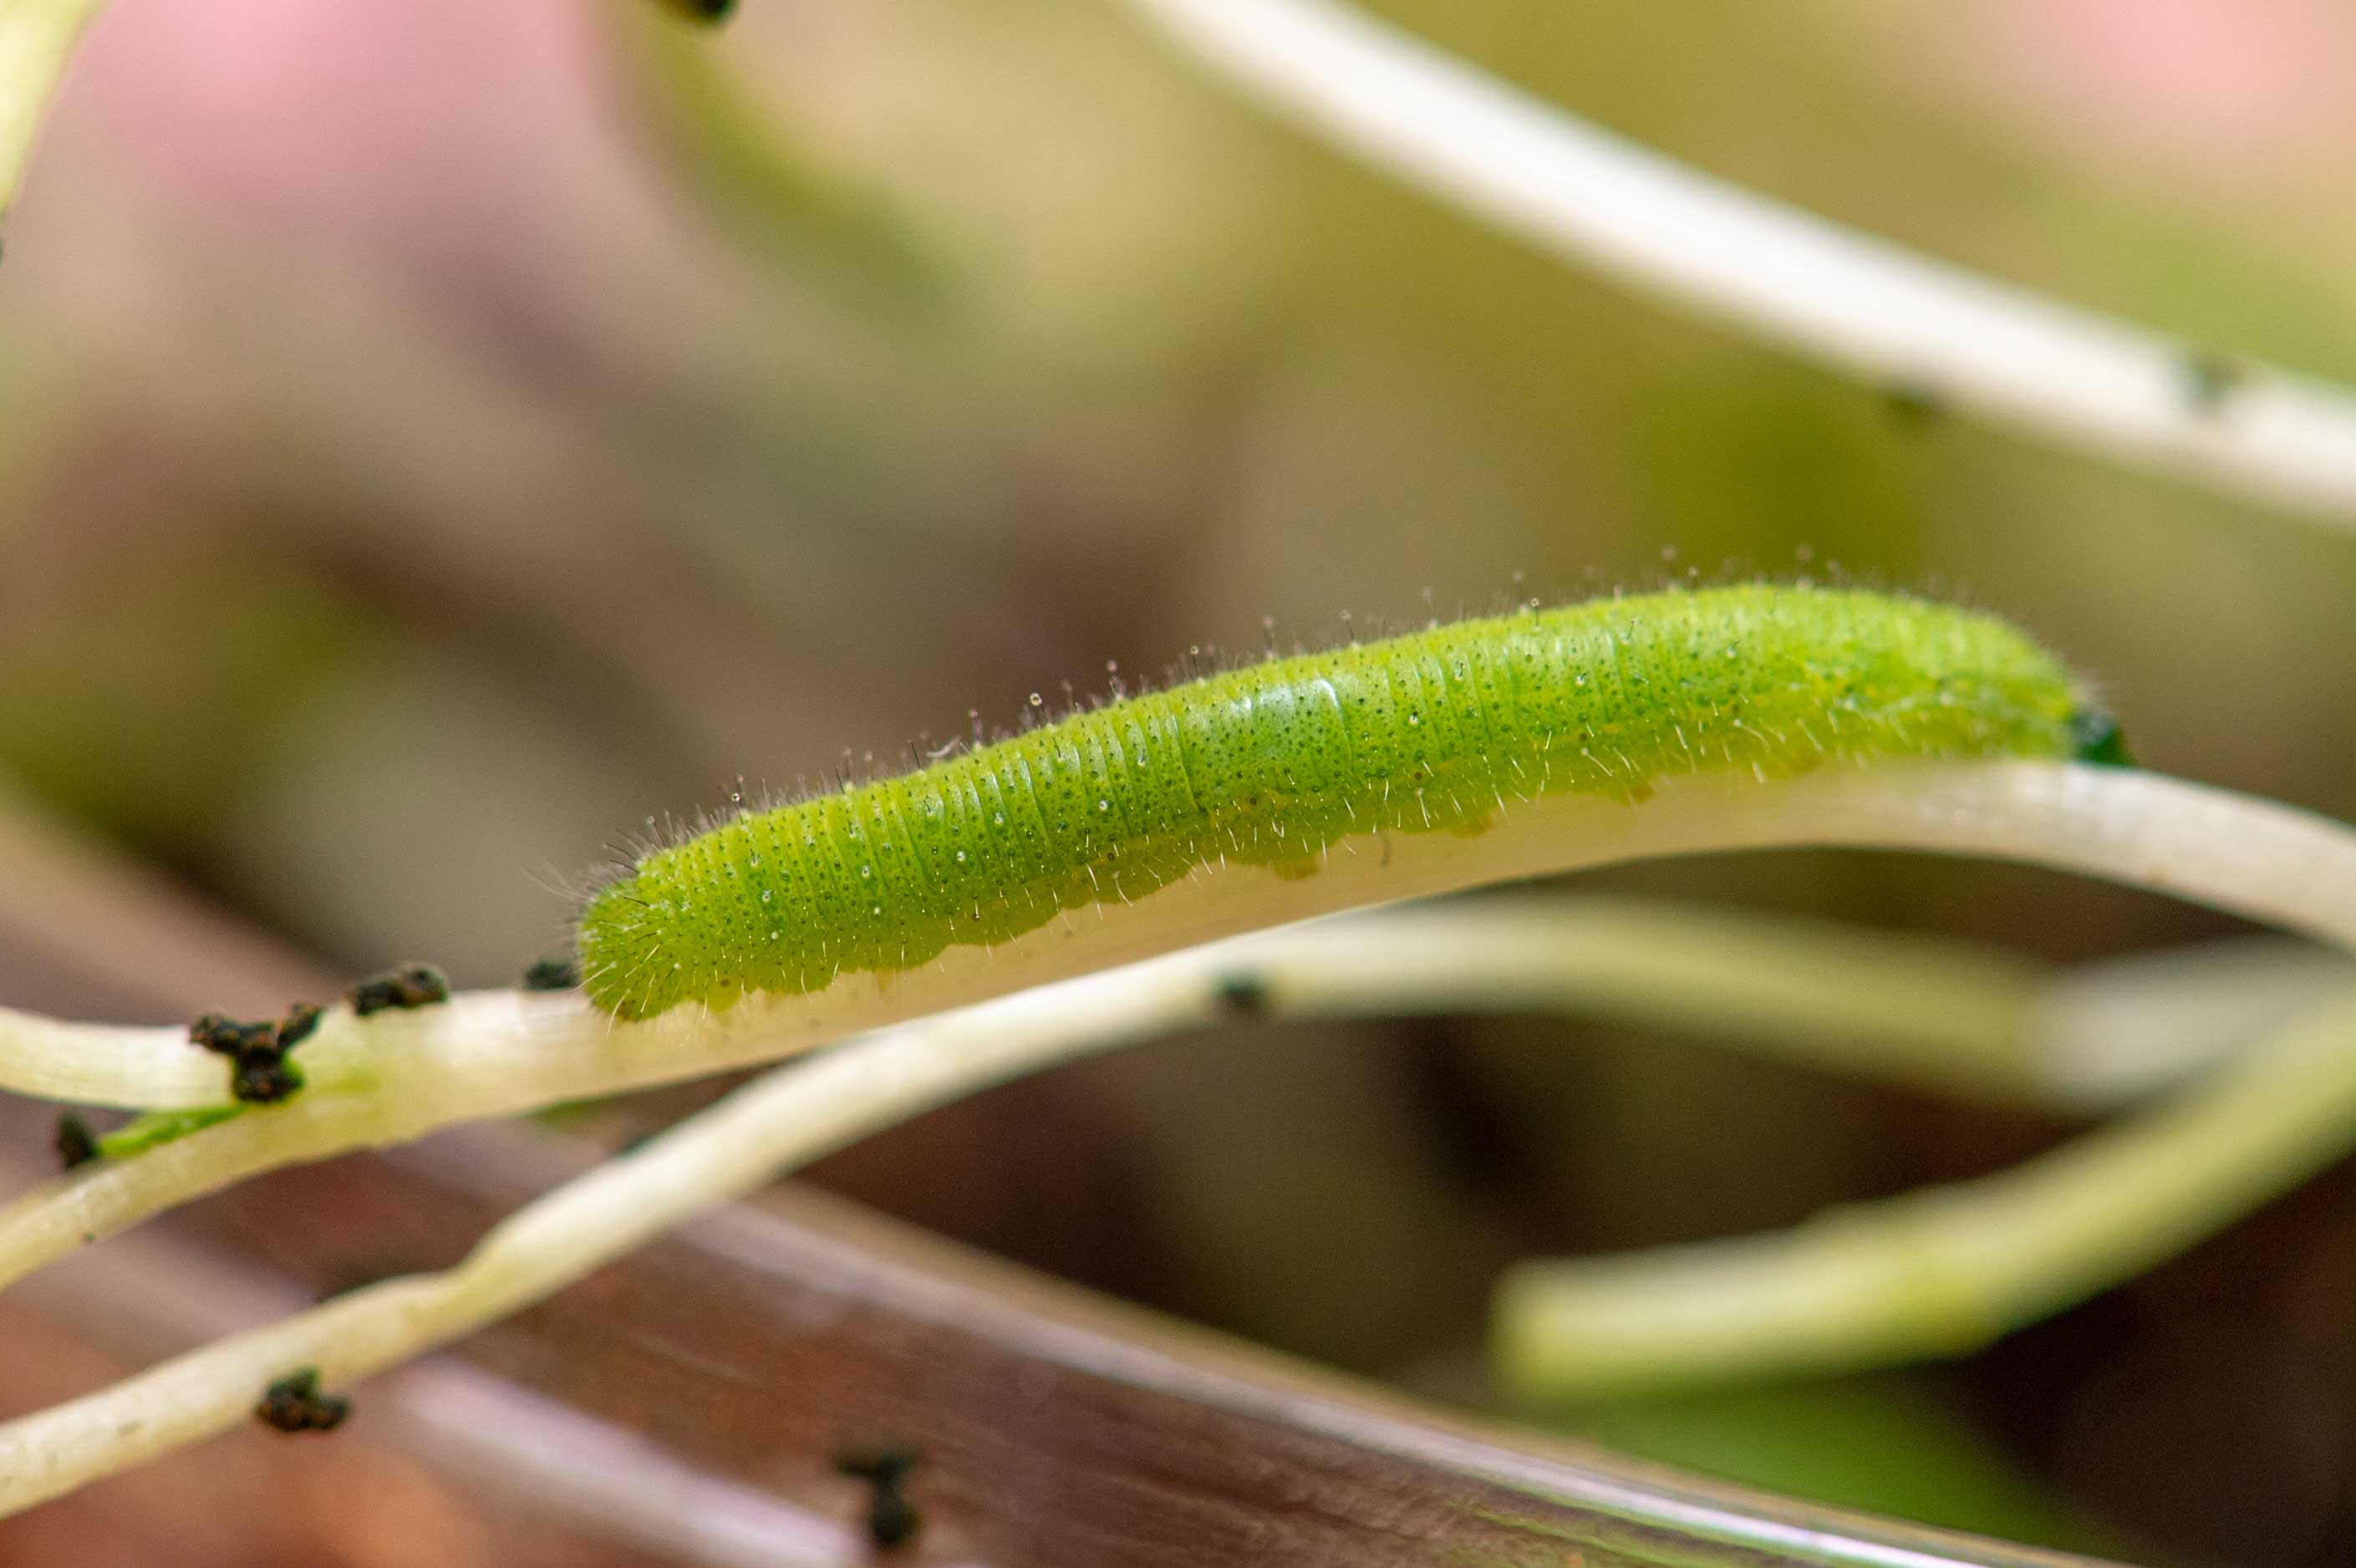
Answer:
11, 761, 2356, 1116
1115, 0, 2356, 523
4, 764, 2356, 1512
0, 889, 2333, 1117
1493, 987, 2356, 1400
4, 762, 2356, 1298
0, 960, 1210, 1516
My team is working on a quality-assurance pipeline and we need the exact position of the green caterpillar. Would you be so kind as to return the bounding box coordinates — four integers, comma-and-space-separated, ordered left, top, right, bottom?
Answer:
579, 584, 2118, 1019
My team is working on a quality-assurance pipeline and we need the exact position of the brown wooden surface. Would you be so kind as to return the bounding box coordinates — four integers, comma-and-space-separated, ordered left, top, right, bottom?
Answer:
158, 1126, 2128, 1568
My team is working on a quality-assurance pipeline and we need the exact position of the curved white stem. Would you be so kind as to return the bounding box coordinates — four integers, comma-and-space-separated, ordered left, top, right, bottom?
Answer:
1116, 0, 2356, 523
13, 761, 2356, 1115
4, 762, 2356, 1515
3, 762, 2353, 1296
0, 964, 1208, 1516
1493, 988, 2356, 1399
2, 891, 2332, 1120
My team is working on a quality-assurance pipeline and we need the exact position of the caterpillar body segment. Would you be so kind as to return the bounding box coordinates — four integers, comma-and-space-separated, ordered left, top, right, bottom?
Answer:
581, 586, 2106, 1019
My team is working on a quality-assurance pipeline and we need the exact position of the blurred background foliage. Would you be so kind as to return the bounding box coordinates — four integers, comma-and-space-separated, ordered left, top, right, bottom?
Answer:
6, 0, 2356, 1561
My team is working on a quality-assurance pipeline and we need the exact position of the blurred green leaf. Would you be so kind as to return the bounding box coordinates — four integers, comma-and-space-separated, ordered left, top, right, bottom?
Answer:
0, 565, 369, 858
1539, 1376, 2136, 1559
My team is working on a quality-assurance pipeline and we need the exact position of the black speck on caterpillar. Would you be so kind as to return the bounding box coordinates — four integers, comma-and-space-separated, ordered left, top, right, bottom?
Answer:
578, 583, 2121, 1021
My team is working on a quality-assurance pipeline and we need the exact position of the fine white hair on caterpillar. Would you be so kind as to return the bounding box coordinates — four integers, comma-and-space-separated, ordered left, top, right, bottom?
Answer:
578, 584, 2121, 1020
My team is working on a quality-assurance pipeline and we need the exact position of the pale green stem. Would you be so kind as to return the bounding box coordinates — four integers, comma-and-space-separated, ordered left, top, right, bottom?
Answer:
4, 762, 2355, 1302
2, 890, 2332, 1121
13, 761, 2356, 1114
1115, 0, 2356, 522
0, 0, 109, 221
4, 764, 2356, 1515
1259, 896, 2054, 1109
1493, 987, 2356, 1400
1256, 901, 2343, 1112
0, 959, 1211, 1516
2037, 936, 2352, 1111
